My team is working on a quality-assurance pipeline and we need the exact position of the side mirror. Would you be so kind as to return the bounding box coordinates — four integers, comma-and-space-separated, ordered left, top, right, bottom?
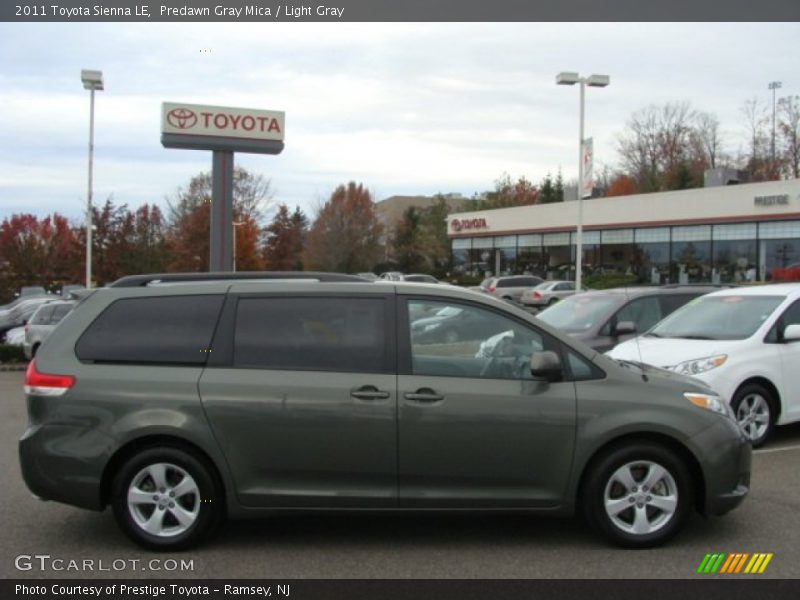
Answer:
614, 321, 637, 336
783, 324, 800, 342
530, 350, 563, 382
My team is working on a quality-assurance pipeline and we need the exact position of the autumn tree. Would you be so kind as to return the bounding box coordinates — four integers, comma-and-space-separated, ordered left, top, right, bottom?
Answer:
605, 174, 639, 197
476, 173, 539, 210
166, 167, 272, 271
303, 182, 383, 272
779, 95, 800, 179
740, 97, 772, 181
0, 213, 80, 300
263, 204, 308, 270
393, 207, 428, 273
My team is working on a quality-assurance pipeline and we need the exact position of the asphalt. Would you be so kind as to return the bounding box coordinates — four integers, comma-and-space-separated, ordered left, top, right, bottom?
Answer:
2, 370, 799, 579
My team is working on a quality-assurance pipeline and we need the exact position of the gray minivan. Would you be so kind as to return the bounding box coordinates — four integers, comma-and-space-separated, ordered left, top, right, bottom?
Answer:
20, 273, 749, 551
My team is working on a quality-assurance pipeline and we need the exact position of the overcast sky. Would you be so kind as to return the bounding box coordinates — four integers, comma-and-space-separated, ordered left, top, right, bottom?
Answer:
0, 22, 798, 223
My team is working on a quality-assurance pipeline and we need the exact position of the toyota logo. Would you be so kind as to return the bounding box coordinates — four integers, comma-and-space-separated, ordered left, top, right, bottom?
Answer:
451, 218, 462, 232
167, 108, 198, 129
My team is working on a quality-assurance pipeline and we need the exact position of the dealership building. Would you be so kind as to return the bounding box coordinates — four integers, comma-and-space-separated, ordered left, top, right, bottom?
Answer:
447, 178, 800, 284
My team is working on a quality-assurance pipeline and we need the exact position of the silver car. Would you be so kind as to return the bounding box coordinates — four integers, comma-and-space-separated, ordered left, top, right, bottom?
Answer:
482, 275, 544, 303
520, 280, 581, 309
23, 300, 74, 359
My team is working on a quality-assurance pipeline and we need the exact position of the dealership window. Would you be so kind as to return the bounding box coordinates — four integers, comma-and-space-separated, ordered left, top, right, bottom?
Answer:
471, 237, 494, 277
451, 238, 471, 275
634, 227, 670, 284
577, 230, 602, 278
671, 225, 711, 283
494, 236, 518, 275
517, 234, 546, 278
712, 223, 757, 283
759, 221, 800, 282
543, 232, 573, 280
600, 229, 635, 275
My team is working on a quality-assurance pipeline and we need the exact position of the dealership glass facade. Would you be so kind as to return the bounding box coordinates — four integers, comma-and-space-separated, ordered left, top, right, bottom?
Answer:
451, 220, 800, 284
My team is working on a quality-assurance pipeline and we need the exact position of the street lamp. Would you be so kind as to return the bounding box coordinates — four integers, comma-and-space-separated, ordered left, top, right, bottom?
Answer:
81, 69, 103, 288
768, 81, 782, 166
232, 221, 246, 272
556, 71, 609, 292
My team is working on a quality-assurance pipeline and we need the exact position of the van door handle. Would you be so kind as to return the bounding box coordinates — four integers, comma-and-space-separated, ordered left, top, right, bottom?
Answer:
404, 388, 444, 403
351, 386, 390, 400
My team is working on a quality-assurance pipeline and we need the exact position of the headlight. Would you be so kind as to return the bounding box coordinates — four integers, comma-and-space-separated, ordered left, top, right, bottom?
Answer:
684, 392, 730, 416
672, 354, 727, 376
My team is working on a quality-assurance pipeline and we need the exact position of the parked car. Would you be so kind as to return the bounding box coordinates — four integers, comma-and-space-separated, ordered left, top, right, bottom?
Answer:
3, 326, 26, 346
380, 271, 405, 281
20, 271, 748, 550
355, 272, 380, 281
520, 280, 584, 309
482, 275, 545, 303
403, 273, 441, 284
0, 296, 54, 339
536, 285, 727, 353
24, 300, 75, 359
20, 286, 47, 297
608, 284, 800, 447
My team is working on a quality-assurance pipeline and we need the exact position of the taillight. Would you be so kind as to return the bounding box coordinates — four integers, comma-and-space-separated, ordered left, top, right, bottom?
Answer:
24, 360, 76, 397
533, 291, 541, 299
489, 287, 496, 293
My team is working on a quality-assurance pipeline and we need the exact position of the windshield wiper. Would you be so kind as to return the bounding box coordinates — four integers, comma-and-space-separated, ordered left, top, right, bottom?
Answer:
676, 335, 716, 340
645, 332, 663, 338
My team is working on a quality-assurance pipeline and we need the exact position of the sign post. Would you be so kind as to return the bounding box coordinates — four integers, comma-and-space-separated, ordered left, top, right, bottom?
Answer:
161, 102, 285, 271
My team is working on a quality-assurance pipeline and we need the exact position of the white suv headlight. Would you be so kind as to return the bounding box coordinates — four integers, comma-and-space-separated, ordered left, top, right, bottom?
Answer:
684, 392, 730, 417
672, 354, 727, 376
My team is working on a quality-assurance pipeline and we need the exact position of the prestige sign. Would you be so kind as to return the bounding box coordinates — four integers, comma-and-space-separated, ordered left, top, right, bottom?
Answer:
162, 102, 285, 142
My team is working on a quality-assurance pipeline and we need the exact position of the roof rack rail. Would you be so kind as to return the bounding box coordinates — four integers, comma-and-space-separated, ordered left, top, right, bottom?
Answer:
108, 272, 369, 288
660, 283, 738, 289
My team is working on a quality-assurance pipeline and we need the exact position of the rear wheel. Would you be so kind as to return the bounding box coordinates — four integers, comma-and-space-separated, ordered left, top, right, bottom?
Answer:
111, 446, 222, 551
732, 384, 775, 447
582, 442, 692, 548
548, 298, 559, 306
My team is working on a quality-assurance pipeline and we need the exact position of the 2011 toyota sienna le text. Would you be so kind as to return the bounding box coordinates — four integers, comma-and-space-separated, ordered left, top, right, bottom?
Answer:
19, 273, 750, 550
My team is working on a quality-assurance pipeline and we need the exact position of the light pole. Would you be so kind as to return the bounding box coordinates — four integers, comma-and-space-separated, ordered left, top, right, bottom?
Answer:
769, 81, 782, 166
81, 69, 103, 288
556, 72, 609, 292
232, 221, 246, 272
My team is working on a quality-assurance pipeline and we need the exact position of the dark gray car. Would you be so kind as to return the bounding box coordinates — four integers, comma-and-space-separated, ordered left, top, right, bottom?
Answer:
20, 273, 749, 551
536, 285, 728, 353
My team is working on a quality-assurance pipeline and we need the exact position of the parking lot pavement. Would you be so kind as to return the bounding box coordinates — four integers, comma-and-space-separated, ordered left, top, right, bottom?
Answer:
2, 370, 799, 579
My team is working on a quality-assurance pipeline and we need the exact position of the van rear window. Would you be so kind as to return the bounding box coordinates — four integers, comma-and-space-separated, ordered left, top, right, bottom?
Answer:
75, 295, 224, 365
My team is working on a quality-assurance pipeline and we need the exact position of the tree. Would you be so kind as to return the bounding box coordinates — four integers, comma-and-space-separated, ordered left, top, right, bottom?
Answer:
166, 167, 273, 271
263, 204, 308, 270
0, 213, 80, 300
393, 207, 428, 273
740, 97, 772, 181
303, 182, 383, 272
606, 174, 639, 197
779, 95, 800, 179
692, 111, 725, 170
616, 102, 704, 192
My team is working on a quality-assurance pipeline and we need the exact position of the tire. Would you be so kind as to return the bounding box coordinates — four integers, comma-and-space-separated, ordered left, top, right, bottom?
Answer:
548, 298, 559, 306
731, 383, 775, 448
111, 446, 222, 551
582, 442, 692, 548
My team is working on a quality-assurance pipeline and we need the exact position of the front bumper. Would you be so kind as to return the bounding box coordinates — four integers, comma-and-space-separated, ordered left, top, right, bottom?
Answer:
695, 417, 751, 516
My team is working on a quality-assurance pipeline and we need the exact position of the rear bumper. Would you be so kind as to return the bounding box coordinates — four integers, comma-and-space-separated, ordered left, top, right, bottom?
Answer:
19, 422, 112, 511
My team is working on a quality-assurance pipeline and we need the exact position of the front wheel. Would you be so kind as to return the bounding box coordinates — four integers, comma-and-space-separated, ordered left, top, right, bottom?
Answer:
732, 384, 775, 447
111, 446, 222, 551
582, 442, 692, 548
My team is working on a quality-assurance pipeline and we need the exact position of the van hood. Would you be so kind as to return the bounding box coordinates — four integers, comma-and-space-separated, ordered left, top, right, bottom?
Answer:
607, 336, 738, 369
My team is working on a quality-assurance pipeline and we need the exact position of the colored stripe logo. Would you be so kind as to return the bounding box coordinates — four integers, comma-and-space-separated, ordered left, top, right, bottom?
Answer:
697, 553, 773, 574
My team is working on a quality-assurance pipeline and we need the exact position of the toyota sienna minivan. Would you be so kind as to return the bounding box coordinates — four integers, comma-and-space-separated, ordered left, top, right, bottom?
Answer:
20, 272, 749, 550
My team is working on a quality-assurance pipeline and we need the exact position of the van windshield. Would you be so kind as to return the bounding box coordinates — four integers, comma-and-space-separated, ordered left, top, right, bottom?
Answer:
648, 295, 784, 340
536, 295, 620, 333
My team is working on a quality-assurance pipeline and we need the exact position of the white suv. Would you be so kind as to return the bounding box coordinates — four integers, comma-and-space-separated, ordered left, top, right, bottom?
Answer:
608, 284, 800, 446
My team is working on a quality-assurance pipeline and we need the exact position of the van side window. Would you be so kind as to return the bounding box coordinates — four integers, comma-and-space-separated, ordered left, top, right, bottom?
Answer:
233, 297, 387, 373
75, 295, 224, 365
407, 300, 551, 380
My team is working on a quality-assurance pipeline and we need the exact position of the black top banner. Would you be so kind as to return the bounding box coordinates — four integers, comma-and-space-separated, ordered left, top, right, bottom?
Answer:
3, 0, 800, 22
